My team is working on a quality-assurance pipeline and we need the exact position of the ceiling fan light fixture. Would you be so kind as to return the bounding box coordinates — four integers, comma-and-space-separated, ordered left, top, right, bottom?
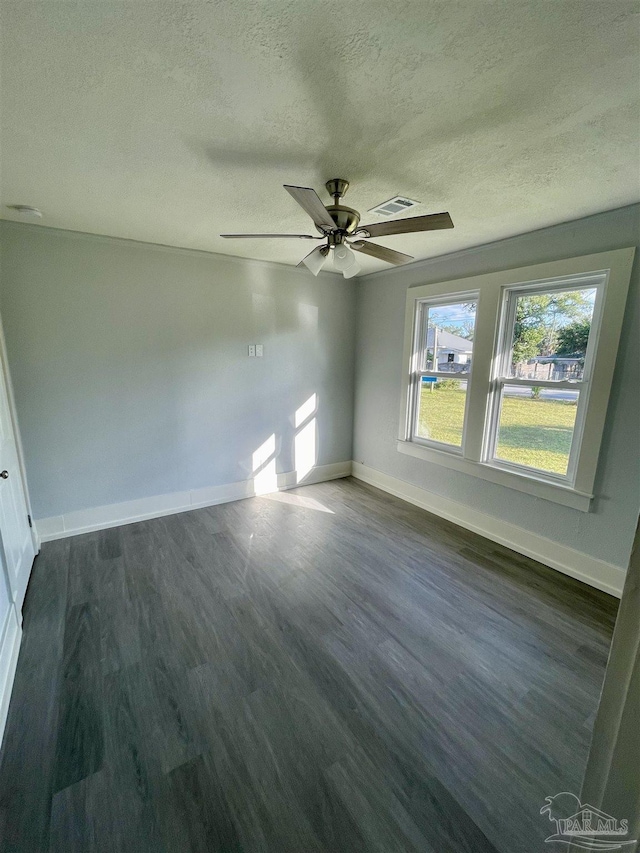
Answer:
342, 260, 361, 279
333, 243, 357, 272
301, 246, 328, 276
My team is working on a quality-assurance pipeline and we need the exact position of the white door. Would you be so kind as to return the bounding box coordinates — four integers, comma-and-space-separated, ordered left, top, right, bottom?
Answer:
0, 355, 35, 615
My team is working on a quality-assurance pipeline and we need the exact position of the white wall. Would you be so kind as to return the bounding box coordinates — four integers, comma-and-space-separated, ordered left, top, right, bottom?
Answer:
0, 223, 355, 522
353, 204, 640, 572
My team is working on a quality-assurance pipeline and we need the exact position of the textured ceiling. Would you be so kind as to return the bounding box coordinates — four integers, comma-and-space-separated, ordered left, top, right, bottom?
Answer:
1, 1, 639, 275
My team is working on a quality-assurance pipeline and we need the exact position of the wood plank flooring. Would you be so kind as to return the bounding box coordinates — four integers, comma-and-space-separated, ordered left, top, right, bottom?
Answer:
0, 477, 618, 852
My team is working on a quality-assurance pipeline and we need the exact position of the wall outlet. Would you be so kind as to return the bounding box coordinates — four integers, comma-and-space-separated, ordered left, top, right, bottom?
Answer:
256, 344, 264, 357
248, 344, 256, 357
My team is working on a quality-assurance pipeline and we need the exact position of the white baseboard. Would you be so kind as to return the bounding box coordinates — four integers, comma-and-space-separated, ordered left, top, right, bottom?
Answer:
34, 461, 352, 543
0, 607, 21, 750
351, 462, 626, 598
34, 458, 625, 597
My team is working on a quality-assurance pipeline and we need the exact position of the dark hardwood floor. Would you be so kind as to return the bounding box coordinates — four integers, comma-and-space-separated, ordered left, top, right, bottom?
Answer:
0, 477, 618, 852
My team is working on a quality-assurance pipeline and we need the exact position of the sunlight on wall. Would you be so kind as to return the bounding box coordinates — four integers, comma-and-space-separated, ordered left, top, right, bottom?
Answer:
295, 393, 317, 428
252, 433, 278, 495
254, 458, 277, 495
294, 393, 317, 483
295, 420, 316, 482
252, 433, 275, 470
249, 393, 320, 497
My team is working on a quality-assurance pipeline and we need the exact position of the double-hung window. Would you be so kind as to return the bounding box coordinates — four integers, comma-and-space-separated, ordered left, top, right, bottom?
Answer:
399, 248, 635, 510
409, 294, 478, 451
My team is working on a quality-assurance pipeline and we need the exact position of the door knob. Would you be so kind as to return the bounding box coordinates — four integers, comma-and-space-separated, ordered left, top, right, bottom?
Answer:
0, 471, 8, 479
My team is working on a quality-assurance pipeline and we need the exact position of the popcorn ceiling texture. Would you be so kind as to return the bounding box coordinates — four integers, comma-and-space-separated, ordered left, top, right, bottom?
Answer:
1, 1, 639, 273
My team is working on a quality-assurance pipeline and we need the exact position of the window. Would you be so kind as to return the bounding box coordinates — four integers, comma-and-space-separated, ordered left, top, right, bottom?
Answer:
409, 296, 477, 450
399, 249, 635, 510
488, 280, 599, 480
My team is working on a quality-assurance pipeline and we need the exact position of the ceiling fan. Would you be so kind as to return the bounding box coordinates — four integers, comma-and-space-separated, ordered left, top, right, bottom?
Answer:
221, 179, 453, 278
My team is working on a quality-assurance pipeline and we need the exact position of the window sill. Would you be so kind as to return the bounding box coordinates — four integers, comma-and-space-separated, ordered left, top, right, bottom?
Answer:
396, 440, 593, 511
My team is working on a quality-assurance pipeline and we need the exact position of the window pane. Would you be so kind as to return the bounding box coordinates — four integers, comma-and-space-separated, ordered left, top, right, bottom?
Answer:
508, 287, 596, 380
494, 385, 579, 475
423, 301, 476, 373
416, 378, 468, 446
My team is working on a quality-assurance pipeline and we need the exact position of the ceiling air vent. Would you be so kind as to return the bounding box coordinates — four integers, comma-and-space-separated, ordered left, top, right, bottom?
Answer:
368, 196, 419, 217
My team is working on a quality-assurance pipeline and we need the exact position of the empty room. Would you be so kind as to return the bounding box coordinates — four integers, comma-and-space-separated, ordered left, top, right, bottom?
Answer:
0, 2, 638, 851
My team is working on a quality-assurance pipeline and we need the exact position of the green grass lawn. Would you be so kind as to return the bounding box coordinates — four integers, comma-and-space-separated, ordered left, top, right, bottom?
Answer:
418, 386, 577, 474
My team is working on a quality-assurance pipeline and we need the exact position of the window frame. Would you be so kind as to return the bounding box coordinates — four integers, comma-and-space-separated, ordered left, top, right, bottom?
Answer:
398, 248, 635, 511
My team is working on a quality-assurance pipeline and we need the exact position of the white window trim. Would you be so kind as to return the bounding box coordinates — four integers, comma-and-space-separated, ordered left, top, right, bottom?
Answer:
398, 248, 635, 512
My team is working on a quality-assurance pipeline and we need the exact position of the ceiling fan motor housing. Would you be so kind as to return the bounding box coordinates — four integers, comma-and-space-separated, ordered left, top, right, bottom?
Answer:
324, 204, 361, 240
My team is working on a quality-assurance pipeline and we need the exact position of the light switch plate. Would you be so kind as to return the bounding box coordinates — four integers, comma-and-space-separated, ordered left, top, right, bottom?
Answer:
256, 344, 264, 357
248, 344, 256, 357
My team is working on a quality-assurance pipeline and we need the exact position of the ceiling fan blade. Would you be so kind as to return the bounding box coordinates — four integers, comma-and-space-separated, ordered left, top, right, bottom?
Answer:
358, 211, 453, 238
283, 185, 336, 232
350, 240, 413, 266
220, 233, 320, 239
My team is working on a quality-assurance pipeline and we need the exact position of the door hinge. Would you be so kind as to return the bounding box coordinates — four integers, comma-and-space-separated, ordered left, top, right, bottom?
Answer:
27, 514, 32, 528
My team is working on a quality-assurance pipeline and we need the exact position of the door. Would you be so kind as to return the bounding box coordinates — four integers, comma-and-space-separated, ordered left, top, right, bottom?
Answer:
0, 351, 35, 615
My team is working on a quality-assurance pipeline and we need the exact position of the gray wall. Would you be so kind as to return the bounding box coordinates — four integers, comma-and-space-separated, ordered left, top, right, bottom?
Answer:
353, 204, 640, 570
1, 207, 638, 570
0, 223, 356, 520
